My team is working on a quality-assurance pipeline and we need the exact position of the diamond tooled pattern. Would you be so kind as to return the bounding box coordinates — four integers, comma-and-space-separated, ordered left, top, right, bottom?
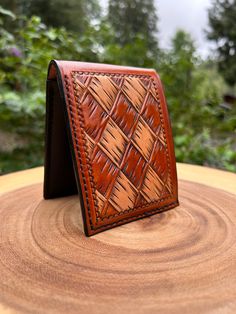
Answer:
72, 72, 172, 220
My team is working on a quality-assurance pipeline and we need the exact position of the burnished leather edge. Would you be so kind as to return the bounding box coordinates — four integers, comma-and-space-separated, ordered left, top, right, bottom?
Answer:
45, 60, 179, 236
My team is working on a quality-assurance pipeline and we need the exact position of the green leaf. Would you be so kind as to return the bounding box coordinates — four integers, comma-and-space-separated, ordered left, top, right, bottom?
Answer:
0, 6, 16, 20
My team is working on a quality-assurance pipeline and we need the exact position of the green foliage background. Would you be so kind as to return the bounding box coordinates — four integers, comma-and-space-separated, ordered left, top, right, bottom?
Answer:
207, 0, 236, 87
0, 1, 236, 175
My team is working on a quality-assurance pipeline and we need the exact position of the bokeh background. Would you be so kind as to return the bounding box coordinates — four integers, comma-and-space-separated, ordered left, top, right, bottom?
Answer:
0, 0, 236, 174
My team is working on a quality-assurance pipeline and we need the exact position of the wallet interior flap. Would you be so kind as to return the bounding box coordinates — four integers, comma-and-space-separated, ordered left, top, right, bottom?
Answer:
44, 79, 78, 199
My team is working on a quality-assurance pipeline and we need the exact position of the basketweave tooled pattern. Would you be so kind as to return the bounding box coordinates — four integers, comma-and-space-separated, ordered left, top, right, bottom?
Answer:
71, 72, 172, 220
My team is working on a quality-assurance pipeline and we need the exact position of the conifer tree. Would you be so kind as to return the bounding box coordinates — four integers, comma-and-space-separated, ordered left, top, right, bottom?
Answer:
207, 0, 236, 86
107, 0, 159, 55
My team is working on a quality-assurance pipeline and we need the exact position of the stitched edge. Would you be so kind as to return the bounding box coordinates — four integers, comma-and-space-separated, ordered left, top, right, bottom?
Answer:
64, 75, 94, 228
152, 78, 174, 195
66, 71, 175, 230
90, 200, 179, 231
70, 76, 100, 220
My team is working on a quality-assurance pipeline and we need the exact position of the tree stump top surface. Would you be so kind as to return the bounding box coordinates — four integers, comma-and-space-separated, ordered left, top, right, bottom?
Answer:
0, 163, 236, 314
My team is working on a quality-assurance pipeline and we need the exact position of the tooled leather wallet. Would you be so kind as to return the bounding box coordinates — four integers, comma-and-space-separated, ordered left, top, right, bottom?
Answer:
44, 60, 179, 236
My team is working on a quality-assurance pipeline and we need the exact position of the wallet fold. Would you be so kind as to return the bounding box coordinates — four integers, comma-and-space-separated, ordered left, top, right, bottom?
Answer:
44, 60, 179, 236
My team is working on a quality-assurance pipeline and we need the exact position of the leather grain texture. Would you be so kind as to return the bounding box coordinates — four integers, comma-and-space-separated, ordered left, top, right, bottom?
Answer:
44, 60, 179, 236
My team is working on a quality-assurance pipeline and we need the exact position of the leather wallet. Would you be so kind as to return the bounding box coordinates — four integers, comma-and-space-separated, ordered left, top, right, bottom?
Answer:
44, 60, 179, 236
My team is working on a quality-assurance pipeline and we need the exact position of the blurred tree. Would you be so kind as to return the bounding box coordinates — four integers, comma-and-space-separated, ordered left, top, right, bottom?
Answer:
159, 30, 197, 114
158, 30, 236, 171
0, 0, 26, 15
0, 10, 101, 174
207, 0, 236, 87
107, 0, 159, 57
0, 0, 101, 33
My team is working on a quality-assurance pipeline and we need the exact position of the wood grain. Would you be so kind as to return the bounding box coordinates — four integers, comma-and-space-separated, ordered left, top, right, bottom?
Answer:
0, 165, 236, 313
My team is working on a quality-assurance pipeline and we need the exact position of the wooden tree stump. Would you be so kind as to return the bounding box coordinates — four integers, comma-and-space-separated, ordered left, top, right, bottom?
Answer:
0, 164, 236, 313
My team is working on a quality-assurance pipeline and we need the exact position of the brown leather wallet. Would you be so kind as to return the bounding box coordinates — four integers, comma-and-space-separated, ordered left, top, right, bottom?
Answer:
44, 60, 179, 236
